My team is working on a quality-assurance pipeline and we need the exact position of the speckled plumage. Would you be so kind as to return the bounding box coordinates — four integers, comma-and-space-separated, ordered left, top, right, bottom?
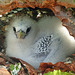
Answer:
6, 15, 75, 69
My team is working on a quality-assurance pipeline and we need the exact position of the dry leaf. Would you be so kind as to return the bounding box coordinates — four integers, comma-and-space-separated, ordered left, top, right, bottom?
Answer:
0, 68, 10, 75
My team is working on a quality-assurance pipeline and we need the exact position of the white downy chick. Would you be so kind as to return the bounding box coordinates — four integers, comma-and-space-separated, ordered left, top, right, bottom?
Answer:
6, 15, 75, 69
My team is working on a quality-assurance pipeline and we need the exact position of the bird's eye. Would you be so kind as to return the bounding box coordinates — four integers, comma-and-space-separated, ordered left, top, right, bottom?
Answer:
13, 27, 16, 32
26, 27, 31, 34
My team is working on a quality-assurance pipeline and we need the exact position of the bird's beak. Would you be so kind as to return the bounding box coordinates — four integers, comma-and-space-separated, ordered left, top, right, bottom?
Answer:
16, 30, 26, 39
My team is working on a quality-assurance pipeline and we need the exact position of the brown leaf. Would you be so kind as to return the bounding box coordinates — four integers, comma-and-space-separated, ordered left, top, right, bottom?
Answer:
72, 54, 75, 56
39, 62, 54, 72
69, 61, 75, 72
19, 59, 38, 75
18, 67, 26, 75
54, 62, 71, 72
39, 62, 75, 73
0, 0, 75, 14
0, 68, 10, 75
0, 57, 5, 65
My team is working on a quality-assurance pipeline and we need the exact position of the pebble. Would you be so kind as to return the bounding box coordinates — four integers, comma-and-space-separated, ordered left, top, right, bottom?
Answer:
1, 17, 6, 21
17, 8, 23, 11
0, 15, 2, 17
8, 14, 13, 18
13, 11, 18, 13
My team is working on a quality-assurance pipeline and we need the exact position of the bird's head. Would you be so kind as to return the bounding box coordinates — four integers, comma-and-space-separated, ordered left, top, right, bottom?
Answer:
13, 26, 31, 39
7, 15, 38, 40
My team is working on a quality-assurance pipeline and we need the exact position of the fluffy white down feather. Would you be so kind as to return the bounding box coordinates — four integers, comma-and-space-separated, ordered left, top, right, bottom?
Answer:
6, 15, 75, 69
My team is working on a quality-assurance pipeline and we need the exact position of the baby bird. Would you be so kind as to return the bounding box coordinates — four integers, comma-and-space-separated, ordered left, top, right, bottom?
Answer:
6, 15, 75, 69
